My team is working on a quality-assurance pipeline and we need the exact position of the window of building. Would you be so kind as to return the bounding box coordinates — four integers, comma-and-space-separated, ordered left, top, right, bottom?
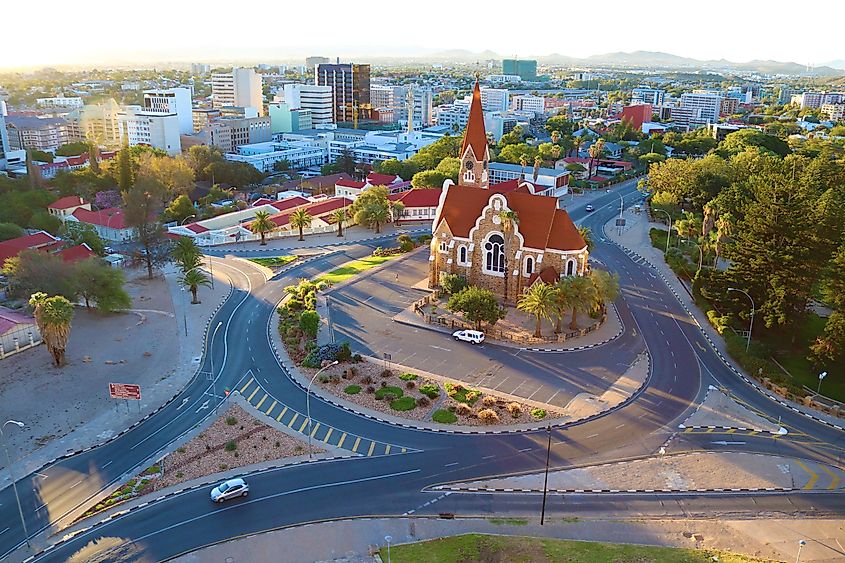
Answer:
566, 258, 576, 276
463, 170, 475, 183
525, 256, 534, 275
484, 234, 505, 274
459, 245, 467, 264
439, 241, 449, 253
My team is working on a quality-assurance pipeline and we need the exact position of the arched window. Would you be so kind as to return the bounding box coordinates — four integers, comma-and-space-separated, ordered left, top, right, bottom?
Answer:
463, 170, 476, 183
484, 234, 505, 274
566, 259, 576, 276
459, 245, 467, 264
525, 256, 534, 275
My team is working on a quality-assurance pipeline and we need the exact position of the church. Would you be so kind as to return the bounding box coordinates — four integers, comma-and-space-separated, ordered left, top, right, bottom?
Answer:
428, 80, 589, 303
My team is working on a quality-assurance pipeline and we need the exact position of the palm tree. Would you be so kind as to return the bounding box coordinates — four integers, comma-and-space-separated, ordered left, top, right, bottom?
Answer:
577, 226, 594, 252
289, 209, 313, 242
517, 282, 557, 338
498, 210, 519, 303
331, 208, 347, 237
250, 210, 276, 245
355, 203, 389, 234
571, 135, 585, 158
551, 145, 561, 160
179, 269, 212, 304
533, 155, 542, 183
29, 292, 74, 367
172, 236, 202, 272
589, 270, 620, 315
519, 154, 528, 179
557, 275, 595, 330
388, 201, 405, 224
552, 279, 574, 334
712, 213, 733, 267
551, 130, 561, 144
588, 139, 606, 180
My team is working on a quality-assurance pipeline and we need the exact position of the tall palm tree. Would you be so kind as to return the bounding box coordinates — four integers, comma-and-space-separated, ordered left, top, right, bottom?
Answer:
517, 282, 557, 338
551, 130, 561, 144
589, 270, 620, 315
519, 154, 528, 179
29, 292, 74, 367
331, 208, 347, 237
557, 275, 595, 330
172, 236, 202, 272
577, 226, 594, 252
712, 213, 733, 267
250, 210, 276, 245
571, 135, 584, 158
551, 145, 561, 161
355, 203, 389, 234
179, 269, 212, 304
498, 210, 519, 303
533, 155, 542, 183
588, 139, 606, 180
289, 209, 313, 242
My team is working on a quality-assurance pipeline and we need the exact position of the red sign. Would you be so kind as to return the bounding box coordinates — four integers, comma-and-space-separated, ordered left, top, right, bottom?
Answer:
109, 383, 141, 400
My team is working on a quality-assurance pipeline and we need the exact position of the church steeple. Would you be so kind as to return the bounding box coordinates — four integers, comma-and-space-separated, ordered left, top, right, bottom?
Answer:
459, 78, 489, 189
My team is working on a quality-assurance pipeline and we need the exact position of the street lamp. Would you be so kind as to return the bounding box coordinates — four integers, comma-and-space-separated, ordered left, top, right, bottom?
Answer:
688, 241, 704, 278
384, 535, 392, 563
727, 287, 755, 353
1, 420, 30, 548
306, 360, 339, 459
818, 371, 828, 395
180, 287, 188, 337
540, 424, 552, 525
210, 321, 223, 412
179, 214, 197, 226
796, 539, 806, 563
651, 208, 672, 254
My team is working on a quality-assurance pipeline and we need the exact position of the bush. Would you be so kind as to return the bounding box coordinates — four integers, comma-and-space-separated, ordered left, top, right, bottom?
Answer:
302, 342, 349, 368
441, 273, 469, 295
506, 402, 522, 418
416, 234, 433, 244
366, 385, 376, 394
361, 375, 373, 384
380, 369, 393, 378
379, 392, 397, 402
318, 374, 330, 383
344, 385, 361, 395
417, 396, 431, 407
405, 380, 416, 389
706, 309, 732, 334
482, 395, 497, 407
353, 353, 363, 363
375, 386, 404, 400
432, 409, 457, 424
391, 396, 417, 411
397, 234, 415, 253
399, 372, 418, 381
455, 403, 472, 416
225, 416, 237, 425
531, 408, 547, 419
419, 382, 440, 399
224, 440, 237, 452
299, 310, 320, 339
477, 409, 499, 424
337, 341, 352, 362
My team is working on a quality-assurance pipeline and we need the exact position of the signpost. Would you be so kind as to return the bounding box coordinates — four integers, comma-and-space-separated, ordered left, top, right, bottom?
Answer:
109, 383, 141, 413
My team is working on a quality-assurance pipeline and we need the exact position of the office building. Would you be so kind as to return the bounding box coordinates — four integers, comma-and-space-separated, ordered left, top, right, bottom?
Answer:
5, 115, 73, 151
78, 99, 122, 146
720, 97, 739, 116
631, 87, 666, 107
370, 84, 395, 109
268, 102, 312, 133
36, 97, 84, 110
511, 94, 545, 114
305, 56, 330, 72
822, 104, 845, 123
191, 63, 211, 75
433, 99, 471, 132
680, 92, 722, 125
212, 68, 264, 116
143, 88, 193, 134
480, 88, 509, 113
225, 141, 327, 172
315, 63, 371, 123
502, 59, 537, 81
620, 105, 652, 130
281, 84, 333, 126
118, 106, 182, 156
193, 108, 221, 133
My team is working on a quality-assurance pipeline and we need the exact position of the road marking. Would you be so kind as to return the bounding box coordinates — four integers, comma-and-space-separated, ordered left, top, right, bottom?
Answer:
820, 465, 841, 490
240, 377, 254, 394
254, 394, 268, 410
323, 427, 333, 443
196, 400, 210, 413
69, 480, 83, 489
401, 447, 407, 453
587, 433, 599, 439
352, 437, 362, 453
247, 387, 260, 402
615, 424, 625, 429
482, 454, 495, 459
337, 433, 347, 449
444, 462, 458, 467
298, 418, 309, 433
385, 444, 391, 455
102, 460, 113, 468
518, 448, 532, 452
367, 441, 376, 456
265, 400, 277, 416
287, 413, 299, 428
276, 406, 288, 422
795, 459, 819, 490
430, 345, 452, 352
176, 398, 189, 410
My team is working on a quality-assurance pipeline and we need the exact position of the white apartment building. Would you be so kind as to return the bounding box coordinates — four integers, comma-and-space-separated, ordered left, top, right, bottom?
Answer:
212, 68, 264, 116
680, 92, 721, 125
632, 87, 666, 107
36, 97, 84, 110
78, 99, 122, 146
480, 88, 509, 113
822, 103, 845, 123
487, 75, 521, 83
434, 99, 471, 132
143, 87, 193, 134
511, 94, 545, 114
225, 141, 327, 172
118, 106, 182, 156
370, 85, 394, 109
5, 116, 72, 151
284, 84, 334, 126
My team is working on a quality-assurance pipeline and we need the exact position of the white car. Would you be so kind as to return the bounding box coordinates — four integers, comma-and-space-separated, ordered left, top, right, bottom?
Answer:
452, 330, 485, 345
210, 478, 249, 503
585, 204, 595, 212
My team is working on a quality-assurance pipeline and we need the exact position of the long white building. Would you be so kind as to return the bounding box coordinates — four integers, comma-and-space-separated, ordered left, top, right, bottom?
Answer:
118, 106, 182, 155
480, 88, 510, 113
680, 92, 722, 125
212, 68, 264, 116
36, 97, 84, 110
143, 87, 193, 134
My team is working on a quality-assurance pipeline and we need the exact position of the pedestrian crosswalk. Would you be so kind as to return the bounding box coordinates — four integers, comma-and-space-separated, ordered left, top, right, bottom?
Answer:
237, 376, 410, 457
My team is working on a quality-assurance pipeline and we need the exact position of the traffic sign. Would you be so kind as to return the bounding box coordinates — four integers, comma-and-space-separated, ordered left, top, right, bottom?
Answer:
109, 382, 141, 400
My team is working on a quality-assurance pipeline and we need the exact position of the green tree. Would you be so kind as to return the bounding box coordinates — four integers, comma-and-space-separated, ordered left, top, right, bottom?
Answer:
517, 282, 557, 338
556, 275, 596, 330
0, 222, 25, 241
434, 157, 461, 183
29, 292, 74, 367
719, 128, 791, 158
289, 208, 313, 241
28, 210, 61, 235
545, 116, 575, 137
499, 125, 526, 147
166, 194, 197, 223
56, 142, 90, 157
498, 210, 519, 302
411, 170, 447, 189
172, 236, 203, 272
407, 134, 462, 170
2, 250, 77, 300
331, 209, 347, 237
446, 286, 506, 331
299, 309, 320, 339
186, 145, 225, 180
138, 153, 195, 203
204, 160, 264, 187
123, 174, 170, 278
440, 273, 468, 295
352, 186, 391, 233
497, 143, 538, 165
30, 150, 54, 163
250, 210, 276, 245
61, 221, 106, 256
117, 145, 134, 192
577, 226, 594, 252
178, 268, 212, 304
589, 269, 620, 314
74, 257, 131, 312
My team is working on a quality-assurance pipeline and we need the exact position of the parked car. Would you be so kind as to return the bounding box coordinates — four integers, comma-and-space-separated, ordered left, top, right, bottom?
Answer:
210, 478, 249, 503
452, 330, 485, 345
585, 204, 595, 212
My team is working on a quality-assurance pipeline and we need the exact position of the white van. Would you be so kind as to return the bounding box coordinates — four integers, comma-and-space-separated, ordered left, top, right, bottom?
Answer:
452, 330, 485, 345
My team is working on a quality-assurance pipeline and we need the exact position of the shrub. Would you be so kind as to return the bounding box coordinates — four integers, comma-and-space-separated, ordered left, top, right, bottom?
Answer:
361, 375, 373, 384
399, 372, 418, 381
380, 369, 393, 378
337, 341, 352, 362
706, 309, 732, 334
344, 385, 361, 395
482, 395, 497, 407
416, 396, 431, 407
391, 396, 417, 411
419, 382, 440, 399
176, 471, 184, 478
375, 386, 404, 400
302, 342, 349, 368
441, 273, 469, 295
348, 366, 358, 377
531, 408, 547, 419
318, 374, 330, 384
416, 234, 433, 244
353, 353, 363, 363
455, 403, 472, 416
176, 447, 186, 453
219, 464, 228, 470
432, 409, 457, 424
477, 408, 500, 424
380, 381, 387, 388
366, 386, 376, 394
506, 402, 522, 417
225, 416, 237, 425
224, 440, 237, 452
405, 380, 416, 389
397, 234, 415, 253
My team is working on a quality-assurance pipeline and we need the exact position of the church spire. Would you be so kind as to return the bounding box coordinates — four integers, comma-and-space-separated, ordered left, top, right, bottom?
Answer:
458, 78, 489, 189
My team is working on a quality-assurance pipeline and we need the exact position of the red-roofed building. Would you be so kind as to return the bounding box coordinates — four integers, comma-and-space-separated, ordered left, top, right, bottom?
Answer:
0, 305, 41, 359
390, 189, 443, 224
334, 173, 408, 199
0, 232, 62, 267
68, 207, 135, 242
366, 172, 402, 187
48, 196, 91, 220
242, 197, 354, 233
55, 244, 96, 263
620, 104, 653, 130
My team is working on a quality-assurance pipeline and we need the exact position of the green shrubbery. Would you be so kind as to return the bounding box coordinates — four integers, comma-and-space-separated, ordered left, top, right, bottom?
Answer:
419, 382, 440, 399
390, 396, 417, 411
432, 409, 457, 424
344, 385, 361, 395
375, 386, 404, 400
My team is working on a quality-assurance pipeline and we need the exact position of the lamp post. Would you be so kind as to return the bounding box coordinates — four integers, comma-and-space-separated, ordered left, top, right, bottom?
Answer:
818, 371, 827, 394
727, 287, 755, 353
651, 208, 672, 254
384, 535, 392, 563
689, 241, 704, 278
179, 214, 196, 226
1, 420, 30, 548
540, 424, 552, 525
796, 539, 806, 563
180, 287, 188, 336
210, 321, 223, 412
306, 360, 339, 459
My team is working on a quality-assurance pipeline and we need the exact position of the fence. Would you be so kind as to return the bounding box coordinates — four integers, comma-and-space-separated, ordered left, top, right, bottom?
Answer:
0, 324, 41, 360
195, 224, 340, 247
411, 294, 606, 345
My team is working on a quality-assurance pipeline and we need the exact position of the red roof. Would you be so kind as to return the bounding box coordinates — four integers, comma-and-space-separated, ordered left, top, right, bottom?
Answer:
588, 175, 610, 182
56, 244, 96, 263
488, 179, 534, 194
336, 178, 366, 189
252, 198, 275, 207
436, 185, 585, 252
389, 188, 442, 208
0, 232, 60, 266
72, 207, 127, 230
270, 196, 310, 212
302, 197, 353, 217
185, 223, 209, 234
527, 266, 560, 286
460, 80, 488, 161
0, 306, 35, 336
48, 195, 88, 210
366, 172, 401, 186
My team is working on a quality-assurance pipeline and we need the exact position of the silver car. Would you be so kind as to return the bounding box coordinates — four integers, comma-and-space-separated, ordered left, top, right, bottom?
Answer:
210, 478, 249, 503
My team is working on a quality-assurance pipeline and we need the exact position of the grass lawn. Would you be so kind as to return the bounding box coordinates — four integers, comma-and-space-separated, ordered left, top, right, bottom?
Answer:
248, 256, 298, 268
381, 534, 772, 563
316, 255, 398, 285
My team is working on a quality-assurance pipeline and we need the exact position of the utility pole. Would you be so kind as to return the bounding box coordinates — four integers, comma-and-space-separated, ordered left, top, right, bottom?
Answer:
540, 425, 552, 525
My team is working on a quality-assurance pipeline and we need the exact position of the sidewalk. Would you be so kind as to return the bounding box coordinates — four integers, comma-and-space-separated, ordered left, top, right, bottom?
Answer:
0, 257, 234, 494
171, 514, 845, 562
603, 208, 845, 429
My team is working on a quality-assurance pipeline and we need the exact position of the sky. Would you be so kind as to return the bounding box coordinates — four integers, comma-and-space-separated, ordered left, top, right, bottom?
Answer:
3, 0, 844, 70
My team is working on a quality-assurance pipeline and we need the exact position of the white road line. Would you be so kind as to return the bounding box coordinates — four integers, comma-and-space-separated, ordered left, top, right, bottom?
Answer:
492, 376, 511, 391
587, 433, 599, 439
429, 345, 451, 352
0, 527, 9, 536
69, 480, 83, 489
482, 455, 495, 460
518, 447, 532, 452
444, 462, 458, 467
615, 424, 625, 429
102, 460, 113, 468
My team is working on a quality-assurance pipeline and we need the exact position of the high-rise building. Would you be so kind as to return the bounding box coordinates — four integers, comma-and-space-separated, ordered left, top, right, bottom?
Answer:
315, 63, 371, 123
511, 94, 545, 114
305, 56, 330, 72
632, 87, 666, 107
370, 84, 395, 110
720, 97, 739, 116
118, 106, 182, 155
5, 115, 75, 151
480, 88, 510, 113
143, 87, 193, 134
502, 59, 537, 81
0, 113, 9, 171
212, 68, 264, 116
193, 108, 221, 133
434, 99, 471, 132
680, 92, 722, 125
269, 102, 313, 134
822, 104, 845, 122
79, 99, 122, 145
281, 84, 333, 126
191, 63, 211, 76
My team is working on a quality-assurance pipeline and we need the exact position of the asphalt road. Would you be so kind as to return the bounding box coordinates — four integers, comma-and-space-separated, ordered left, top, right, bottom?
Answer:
2, 180, 844, 562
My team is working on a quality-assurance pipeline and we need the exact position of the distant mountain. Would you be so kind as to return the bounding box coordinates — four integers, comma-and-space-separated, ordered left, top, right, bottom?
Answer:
824, 60, 845, 70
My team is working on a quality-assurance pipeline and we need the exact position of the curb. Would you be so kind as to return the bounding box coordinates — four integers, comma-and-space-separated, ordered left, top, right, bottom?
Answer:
432, 485, 795, 494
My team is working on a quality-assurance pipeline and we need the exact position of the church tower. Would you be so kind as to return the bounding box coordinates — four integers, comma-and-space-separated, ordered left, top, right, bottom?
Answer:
458, 79, 489, 189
